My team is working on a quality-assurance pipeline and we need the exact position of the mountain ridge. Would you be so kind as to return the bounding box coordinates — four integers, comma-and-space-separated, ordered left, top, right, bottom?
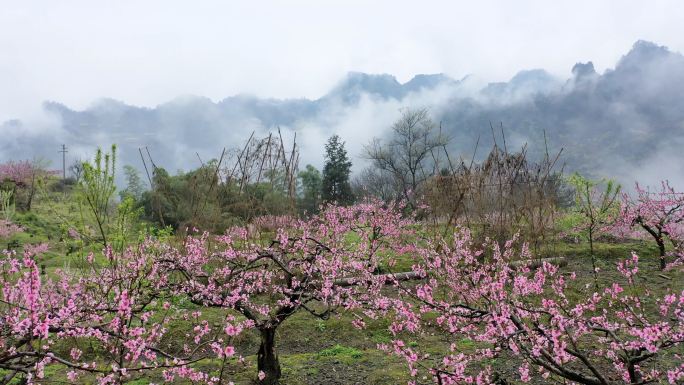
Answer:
4, 40, 684, 186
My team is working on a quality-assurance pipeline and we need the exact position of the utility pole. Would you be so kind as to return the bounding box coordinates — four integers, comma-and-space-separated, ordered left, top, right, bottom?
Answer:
435, 122, 442, 175
59, 144, 68, 181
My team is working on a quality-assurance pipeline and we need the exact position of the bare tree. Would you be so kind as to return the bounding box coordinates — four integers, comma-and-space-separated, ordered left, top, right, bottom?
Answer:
351, 166, 400, 203
68, 157, 86, 182
360, 108, 450, 203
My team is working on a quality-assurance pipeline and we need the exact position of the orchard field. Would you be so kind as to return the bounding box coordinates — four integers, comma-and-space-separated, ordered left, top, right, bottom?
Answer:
1, 123, 684, 385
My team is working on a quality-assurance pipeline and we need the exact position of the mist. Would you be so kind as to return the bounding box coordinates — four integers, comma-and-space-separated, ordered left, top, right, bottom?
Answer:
2, 40, 684, 192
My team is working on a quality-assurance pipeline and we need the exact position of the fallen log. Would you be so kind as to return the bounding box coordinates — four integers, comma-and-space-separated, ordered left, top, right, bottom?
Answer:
333, 257, 566, 287
333, 271, 424, 287
510, 257, 567, 269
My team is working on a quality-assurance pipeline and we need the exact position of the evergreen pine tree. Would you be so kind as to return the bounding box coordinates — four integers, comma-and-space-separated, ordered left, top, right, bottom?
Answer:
322, 135, 353, 205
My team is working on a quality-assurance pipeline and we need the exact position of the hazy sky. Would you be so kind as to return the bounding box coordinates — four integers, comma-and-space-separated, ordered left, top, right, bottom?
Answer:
1, 0, 682, 121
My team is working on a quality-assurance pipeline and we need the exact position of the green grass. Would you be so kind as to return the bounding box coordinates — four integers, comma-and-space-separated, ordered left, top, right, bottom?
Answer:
317, 345, 363, 359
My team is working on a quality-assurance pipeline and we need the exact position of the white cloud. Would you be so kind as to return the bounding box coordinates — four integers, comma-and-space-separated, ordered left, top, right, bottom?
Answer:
1, 0, 683, 122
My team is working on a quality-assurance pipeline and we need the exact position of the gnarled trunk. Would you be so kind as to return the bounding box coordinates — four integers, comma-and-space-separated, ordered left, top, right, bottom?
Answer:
658, 239, 666, 270
639, 223, 668, 270
257, 327, 281, 385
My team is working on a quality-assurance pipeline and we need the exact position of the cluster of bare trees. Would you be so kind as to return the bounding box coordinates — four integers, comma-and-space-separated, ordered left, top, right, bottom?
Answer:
138, 129, 300, 235
425, 139, 570, 255
129, 107, 570, 252
356, 108, 571, 256
221, 129, 300, 208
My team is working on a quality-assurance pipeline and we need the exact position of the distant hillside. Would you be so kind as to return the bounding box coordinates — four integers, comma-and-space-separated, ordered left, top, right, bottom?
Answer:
2, 40, 683, 186
439, 40, 684, 179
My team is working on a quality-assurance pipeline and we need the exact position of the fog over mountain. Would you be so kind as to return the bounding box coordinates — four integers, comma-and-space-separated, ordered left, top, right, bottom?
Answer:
2, 40, 683, 189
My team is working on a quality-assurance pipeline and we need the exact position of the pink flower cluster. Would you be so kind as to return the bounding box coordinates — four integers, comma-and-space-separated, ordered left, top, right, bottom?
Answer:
162, 198, 418, 381
0, 159, 59, 191
616, 181, 684, 269
0, 223, 241, 384
364, 223, 684, 384
0, 220, 24, 239
3, 190, 683, 384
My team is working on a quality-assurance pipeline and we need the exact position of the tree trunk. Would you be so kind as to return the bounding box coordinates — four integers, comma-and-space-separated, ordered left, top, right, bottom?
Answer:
257, 327, 281, 385
658, 239, 666, 270
627, 361, 642, 383
589, 227, 598, 288
640, 223, 667, 270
